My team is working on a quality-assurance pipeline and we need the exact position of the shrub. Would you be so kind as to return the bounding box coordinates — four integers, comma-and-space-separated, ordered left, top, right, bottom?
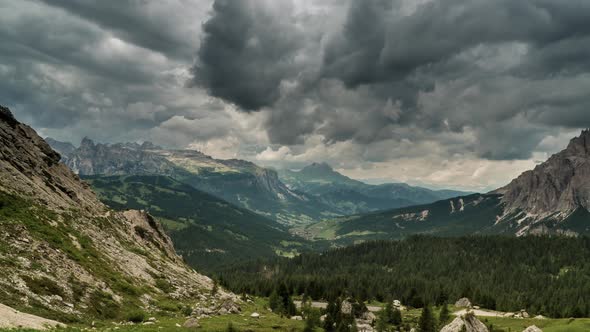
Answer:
22, 275, 65, 298
125, 310, 146, 323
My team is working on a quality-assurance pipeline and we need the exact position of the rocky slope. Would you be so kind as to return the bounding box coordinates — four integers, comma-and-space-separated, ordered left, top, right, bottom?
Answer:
440, 313, 489, 332
494, 129, 590, 227
0, 105, 234, 323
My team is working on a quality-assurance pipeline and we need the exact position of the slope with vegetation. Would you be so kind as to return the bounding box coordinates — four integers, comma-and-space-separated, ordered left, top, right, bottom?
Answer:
0, 105, 233, 324
84, 174, 310, 273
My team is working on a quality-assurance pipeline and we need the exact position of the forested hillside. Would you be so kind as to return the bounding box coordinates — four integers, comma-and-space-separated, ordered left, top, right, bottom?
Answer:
85, 175, 308, 273
219, 236, 590, 318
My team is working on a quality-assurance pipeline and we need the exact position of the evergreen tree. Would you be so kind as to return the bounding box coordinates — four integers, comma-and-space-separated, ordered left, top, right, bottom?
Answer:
303, 315, 315, 332
269, 289, 280, 312
391, 308, 402, 326
439, 303, 450, 326
418, 305, 436, 332
211, 279, 219, 295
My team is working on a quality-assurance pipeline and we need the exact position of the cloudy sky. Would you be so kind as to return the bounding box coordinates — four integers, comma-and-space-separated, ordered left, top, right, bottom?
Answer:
1, 0, 589, 192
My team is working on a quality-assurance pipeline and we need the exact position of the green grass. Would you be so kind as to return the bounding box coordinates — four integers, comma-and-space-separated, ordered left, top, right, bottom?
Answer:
484, 316, 590, 332
2, 299, 590, 332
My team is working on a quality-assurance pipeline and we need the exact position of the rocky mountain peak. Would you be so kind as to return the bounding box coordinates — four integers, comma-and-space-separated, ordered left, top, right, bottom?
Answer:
80, 136, 96, 149
563, 128, 590, 156
300, 162, 339, 177
0, 105, 17, 127
495, 130, 590, 224
140, 141, 162, 150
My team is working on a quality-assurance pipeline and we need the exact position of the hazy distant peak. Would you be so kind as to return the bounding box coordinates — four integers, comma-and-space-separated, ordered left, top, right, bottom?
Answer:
45, 137, 76, 157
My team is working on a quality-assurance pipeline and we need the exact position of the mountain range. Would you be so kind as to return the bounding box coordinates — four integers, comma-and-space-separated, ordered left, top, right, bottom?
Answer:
307, 130, 590, 245
46, 130, 590, 262
279, 162, 469, 215
51, 137, 470, 224
0, 105, 232, 322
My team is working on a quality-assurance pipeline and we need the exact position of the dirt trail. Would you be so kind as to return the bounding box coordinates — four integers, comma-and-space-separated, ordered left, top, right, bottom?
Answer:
0, 303, 65, 330
454, 308, 512, 317
294, 301, 382, 312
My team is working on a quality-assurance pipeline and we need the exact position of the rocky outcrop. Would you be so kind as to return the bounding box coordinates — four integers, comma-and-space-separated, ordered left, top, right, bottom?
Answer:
495, 129, 590, 223
455, 298, 472, 308
64, 138, 178, 176
0, 303, 65, 330
522, 326, 542, 332
440, 314, 489, 332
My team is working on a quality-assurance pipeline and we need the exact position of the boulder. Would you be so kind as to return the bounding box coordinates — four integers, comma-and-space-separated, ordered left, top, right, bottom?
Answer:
291, 316, 303, 320
360, 311, 377, 324
356, 321, 375, 332
341, 300, 353, 315
250, 312, 260, 319
455, 298, 472, 308
183, 318, 200, 328
523, 326, 542, 332
440, 314, 489, 332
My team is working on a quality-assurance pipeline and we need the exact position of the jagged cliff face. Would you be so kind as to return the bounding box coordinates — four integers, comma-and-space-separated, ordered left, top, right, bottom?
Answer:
65, 138, 178, 176
0, 106, 227, 321
495, 130, 590, 223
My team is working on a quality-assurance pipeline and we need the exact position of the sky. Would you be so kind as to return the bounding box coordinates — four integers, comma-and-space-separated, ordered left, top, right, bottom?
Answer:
1, 0, 589, 192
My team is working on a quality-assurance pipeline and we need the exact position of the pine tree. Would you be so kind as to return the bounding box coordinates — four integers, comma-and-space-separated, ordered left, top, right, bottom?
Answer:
303, 315, 315, 332
418, 305, 436, 332
269, 289, 280, 312
382, 302, 394, 324
211, 279, 219, 296
391, 308, 402, 326
439, 303, 450, 326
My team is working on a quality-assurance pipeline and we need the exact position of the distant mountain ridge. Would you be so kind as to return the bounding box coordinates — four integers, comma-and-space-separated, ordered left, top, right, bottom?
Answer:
54, 139, 469, 225
279, 162, 471, 215
57, 138, 339, 225
309, 130, 590, 243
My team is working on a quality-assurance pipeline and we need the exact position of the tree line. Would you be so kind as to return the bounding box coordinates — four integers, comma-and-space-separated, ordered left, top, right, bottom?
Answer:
218, 235, 590, 318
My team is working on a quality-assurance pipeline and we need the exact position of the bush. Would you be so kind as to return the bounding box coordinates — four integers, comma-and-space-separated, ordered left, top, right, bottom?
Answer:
88, 290, 120, 319
155, 278, 174, 294
22, 275, 65, 298
125, 310, 147, 323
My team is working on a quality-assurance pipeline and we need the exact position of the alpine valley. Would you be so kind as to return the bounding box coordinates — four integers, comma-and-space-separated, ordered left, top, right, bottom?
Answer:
5, 2, 590, 331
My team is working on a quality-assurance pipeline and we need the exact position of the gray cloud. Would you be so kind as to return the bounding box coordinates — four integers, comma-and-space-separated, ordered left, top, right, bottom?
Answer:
193, 0, 590, 160
191, 0, 308, 110
2, 0, 590, 190
36, 0, 206, 60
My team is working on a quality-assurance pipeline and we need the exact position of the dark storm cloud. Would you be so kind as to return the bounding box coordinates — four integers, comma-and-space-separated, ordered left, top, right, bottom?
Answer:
191, 0, 306, 111
36, 0, 201, 60
194, 0, 590, 160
